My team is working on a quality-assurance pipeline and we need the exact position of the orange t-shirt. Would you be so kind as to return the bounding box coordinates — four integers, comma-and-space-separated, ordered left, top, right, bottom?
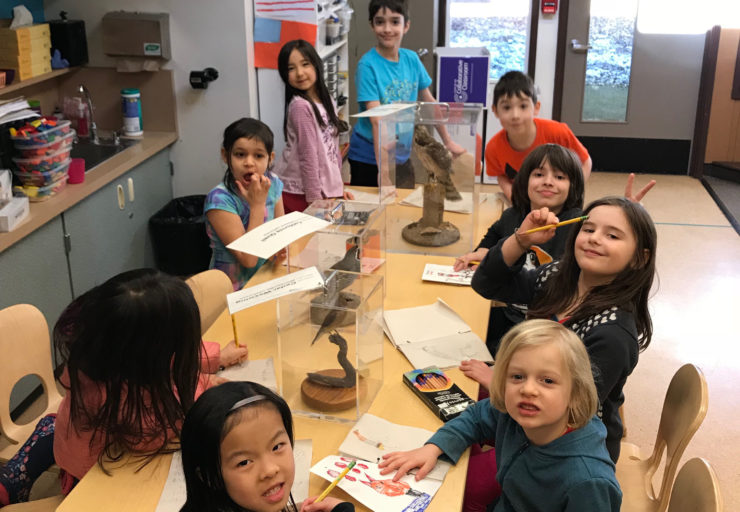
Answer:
484, 118, 589, 178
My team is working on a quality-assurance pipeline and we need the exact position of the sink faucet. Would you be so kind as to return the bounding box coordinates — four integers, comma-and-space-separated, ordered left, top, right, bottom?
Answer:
78, 84, 99, 145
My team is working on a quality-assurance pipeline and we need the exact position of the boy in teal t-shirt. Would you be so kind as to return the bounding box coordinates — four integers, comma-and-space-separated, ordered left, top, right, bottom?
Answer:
348, 0, 463, 188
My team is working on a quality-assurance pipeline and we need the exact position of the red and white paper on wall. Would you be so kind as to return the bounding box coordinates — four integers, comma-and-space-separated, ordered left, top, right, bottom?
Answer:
253, 0, 317, 69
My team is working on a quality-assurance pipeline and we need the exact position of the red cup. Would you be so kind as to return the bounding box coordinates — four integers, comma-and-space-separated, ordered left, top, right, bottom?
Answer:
68, 158, 85, 184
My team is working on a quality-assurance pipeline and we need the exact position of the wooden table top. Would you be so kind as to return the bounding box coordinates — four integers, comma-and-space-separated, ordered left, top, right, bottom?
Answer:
57, 188, 503, 512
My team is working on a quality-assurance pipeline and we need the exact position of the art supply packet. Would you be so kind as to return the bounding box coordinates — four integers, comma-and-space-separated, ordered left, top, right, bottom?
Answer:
403, 366, 475, 422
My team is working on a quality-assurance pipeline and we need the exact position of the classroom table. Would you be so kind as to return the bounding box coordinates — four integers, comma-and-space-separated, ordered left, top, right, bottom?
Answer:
56, 187, 503, 512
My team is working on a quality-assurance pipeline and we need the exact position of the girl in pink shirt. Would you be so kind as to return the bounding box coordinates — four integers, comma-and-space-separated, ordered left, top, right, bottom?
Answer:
273, 39, 353, 213
0, 269, 246, 505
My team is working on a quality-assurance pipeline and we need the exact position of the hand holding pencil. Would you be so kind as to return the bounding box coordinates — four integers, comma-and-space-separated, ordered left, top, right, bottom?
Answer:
514, 207, 563, 249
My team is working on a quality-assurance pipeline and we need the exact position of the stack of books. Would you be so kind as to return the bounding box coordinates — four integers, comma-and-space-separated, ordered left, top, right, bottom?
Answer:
0, 22, 51, 82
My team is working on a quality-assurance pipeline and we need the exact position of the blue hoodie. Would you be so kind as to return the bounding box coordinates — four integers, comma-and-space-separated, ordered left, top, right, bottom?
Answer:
427, 400, 621, 511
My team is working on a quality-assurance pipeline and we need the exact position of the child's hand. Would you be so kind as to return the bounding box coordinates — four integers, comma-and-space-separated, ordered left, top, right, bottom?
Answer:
300, 496, 345, 512
460, 359, 494, 387
208, 374, 229, 387
378, 444, 443, 481
624, 173, 656, 203
271, 247, 288, 264
445, 140, 466, 158
516, 207, 560, 248
237, 173, 271, 207
220, 341, 248, 367
343, 189, 355, 200
453, 249, 487, 271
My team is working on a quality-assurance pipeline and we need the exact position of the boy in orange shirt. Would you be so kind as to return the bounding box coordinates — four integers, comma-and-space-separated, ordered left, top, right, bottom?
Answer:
486, 71, 592, 200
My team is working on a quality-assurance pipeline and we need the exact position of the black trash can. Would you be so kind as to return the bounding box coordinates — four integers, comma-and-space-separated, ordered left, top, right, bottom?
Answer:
149, 195, 211, 276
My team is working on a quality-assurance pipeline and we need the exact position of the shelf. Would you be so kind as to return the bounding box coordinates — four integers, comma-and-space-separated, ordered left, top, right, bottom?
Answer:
0, 68, 76, 97
319, 36, 348, 60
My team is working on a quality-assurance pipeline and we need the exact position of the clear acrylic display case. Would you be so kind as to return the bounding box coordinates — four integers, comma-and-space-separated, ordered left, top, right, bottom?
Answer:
377, 102, 483, 256
277, 271, 384, 422
287, 199, 386, 293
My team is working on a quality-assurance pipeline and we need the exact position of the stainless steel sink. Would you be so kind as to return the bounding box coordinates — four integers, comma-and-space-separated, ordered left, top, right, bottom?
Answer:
70, 138, 140, 172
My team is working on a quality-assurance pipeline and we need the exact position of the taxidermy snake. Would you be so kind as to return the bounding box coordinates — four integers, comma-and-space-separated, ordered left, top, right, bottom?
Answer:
306, 330, 357, 388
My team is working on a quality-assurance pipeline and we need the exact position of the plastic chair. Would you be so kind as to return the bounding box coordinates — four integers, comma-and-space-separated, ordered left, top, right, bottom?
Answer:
2, 495, 64, 511
0, 305, 65, 463
185, 269, 233, 335
616, 364, 709, 512
666, 458, 723, 512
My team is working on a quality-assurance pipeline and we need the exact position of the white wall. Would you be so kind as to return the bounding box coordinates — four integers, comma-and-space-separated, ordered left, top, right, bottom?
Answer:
44, 0, 258, 197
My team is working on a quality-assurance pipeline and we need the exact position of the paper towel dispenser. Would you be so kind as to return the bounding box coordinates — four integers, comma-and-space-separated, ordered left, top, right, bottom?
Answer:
101, 12, 170, 60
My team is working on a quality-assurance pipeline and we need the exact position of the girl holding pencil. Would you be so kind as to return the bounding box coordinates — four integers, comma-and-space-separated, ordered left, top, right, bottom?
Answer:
180, 381, 354, 512
455, 144, 655, 384
0, 269, 245, 506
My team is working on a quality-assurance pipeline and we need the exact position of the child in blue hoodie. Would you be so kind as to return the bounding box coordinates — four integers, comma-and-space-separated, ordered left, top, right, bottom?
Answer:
379, 319, 621, 512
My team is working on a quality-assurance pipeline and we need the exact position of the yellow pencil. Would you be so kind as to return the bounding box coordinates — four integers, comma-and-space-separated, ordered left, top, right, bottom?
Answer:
231, 314, 240, 348
316, 460, 356, 502
521, 215, 588, 235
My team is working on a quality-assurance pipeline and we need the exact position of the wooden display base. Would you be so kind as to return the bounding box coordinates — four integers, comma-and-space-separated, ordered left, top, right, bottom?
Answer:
301, 369, 366, 412
402, 220, 460, 247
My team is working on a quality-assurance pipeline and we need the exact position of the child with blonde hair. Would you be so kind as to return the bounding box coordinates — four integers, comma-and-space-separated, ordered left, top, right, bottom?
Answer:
379, 319, 621, 512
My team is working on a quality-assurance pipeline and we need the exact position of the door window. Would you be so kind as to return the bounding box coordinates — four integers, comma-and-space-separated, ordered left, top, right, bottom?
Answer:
447, 0, 531, 79
581, 0, 638, 122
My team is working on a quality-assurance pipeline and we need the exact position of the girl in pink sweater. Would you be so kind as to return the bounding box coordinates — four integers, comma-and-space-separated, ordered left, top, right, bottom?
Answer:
273, 39, 353, 213
0, 269, 246, 505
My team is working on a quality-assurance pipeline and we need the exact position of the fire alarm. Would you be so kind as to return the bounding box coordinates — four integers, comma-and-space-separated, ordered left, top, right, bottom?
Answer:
542, 0, 557, 14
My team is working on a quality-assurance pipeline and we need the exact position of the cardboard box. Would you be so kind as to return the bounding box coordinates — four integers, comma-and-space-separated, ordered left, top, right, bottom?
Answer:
0, 22, 50, 46
9, 60, 51, 81
0, 196, 30, 232
0, 36, 50, 53
0, 48, 51, 68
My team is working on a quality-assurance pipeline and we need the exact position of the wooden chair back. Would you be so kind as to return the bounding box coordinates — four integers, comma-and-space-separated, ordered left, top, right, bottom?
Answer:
185, 269, 233, 335
667, 458, 723, 512
617, 363, 709, 512
0, 305, 64, 461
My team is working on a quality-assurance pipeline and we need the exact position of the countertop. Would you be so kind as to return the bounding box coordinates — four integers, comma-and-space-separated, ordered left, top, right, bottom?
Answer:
0, 131, 178, 253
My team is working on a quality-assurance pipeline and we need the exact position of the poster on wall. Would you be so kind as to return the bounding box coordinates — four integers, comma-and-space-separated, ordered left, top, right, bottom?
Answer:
254, 0, 317, 69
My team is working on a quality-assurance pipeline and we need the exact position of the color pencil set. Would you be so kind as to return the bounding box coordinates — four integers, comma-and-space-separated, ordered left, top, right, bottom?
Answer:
403, 366, 475, 422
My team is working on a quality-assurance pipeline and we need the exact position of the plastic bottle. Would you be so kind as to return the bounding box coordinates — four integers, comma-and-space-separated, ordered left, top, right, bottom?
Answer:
121, 88, 143, 136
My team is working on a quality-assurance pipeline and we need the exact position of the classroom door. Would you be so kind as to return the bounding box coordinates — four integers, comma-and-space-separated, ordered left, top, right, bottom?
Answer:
348, 0, 440, 116
558, 0, 706, 173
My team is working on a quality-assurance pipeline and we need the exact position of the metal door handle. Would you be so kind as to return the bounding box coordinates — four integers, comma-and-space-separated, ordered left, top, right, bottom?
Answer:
570, 39, 592, 53
417, 48, 429, 58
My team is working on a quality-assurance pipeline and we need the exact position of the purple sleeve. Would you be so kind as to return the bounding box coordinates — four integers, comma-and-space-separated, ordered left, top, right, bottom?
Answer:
291, 100, 323, 202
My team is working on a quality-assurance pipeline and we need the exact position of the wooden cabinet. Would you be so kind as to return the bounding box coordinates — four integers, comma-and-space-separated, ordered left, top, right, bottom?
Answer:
62, 149, 172, 297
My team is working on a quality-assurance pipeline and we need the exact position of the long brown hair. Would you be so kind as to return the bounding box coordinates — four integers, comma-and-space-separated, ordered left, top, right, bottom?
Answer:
528, 197, 656, 350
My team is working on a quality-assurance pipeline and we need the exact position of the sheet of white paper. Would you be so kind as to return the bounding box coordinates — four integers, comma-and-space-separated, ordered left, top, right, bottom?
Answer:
227, 211, 330, 259
311, 455, 442, 512
219, 358, 277, 392
351, 103, 416, 118
383, 298, 471, 347
421, 264, 473, 286
338, 414, 451, 481
399, 187, 474, 214
154, 451, 185, 512
344, 188, 396, 205
398, 331, 493, 369
292, 439, 313, 505
227, 266, 324, 314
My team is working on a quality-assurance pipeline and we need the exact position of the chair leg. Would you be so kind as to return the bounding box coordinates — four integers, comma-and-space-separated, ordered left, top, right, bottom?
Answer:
620, 404, 627, 438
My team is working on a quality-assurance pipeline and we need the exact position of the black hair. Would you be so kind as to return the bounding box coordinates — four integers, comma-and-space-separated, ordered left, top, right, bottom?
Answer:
180, 381, 297, 512
368, 0, 409, 22
528, 196, 657, 350
493, 70, 538, 107
54, 268, 202, 472
277, 40, 346, 141
221, 118, 275, 196
511, 143, 585, 215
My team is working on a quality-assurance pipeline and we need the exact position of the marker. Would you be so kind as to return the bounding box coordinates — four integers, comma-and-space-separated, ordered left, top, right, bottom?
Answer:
316, 460, 356, 502
521, 215, 588, 235
231, 314, 240, 348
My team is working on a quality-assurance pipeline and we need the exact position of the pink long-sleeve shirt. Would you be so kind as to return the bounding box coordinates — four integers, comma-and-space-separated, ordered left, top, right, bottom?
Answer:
53, 340, 221, 480
273, 96, 343, 202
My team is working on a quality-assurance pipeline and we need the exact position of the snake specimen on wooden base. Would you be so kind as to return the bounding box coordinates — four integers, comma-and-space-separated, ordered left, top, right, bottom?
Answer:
306, 330, 357, 388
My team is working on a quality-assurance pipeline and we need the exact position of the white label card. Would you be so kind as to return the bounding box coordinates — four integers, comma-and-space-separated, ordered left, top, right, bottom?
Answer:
227, 266, 324, 314
226, 211, 330, 259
